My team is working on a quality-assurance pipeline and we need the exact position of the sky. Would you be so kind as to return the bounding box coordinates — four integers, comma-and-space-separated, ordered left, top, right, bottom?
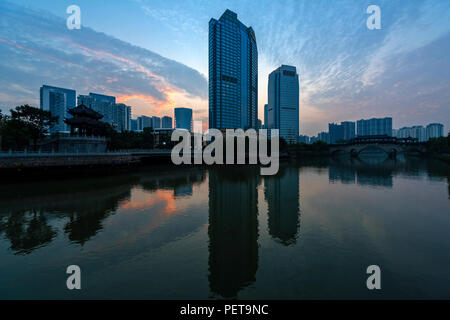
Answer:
0, 0, 449, 136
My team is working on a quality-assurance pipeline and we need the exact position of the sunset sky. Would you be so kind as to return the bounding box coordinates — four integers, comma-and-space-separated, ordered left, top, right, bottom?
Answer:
0, 0, 449, 136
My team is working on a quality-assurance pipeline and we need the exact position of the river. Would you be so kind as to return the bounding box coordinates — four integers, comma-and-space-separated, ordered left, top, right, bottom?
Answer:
0, 155, 449, 299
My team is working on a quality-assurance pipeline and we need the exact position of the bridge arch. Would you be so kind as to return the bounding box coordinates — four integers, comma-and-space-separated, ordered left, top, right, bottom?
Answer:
330, 149, 346, 157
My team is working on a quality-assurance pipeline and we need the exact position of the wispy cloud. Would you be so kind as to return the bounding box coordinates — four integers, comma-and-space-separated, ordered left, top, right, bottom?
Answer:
0, 1, 207, 118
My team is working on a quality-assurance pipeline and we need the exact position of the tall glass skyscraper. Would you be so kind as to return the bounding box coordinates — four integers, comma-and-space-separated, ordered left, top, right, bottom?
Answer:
267, 65, 299, 143
209, 9, 258, 130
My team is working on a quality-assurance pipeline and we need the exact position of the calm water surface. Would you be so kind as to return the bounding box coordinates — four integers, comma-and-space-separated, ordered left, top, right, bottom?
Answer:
0, 156, 449, 299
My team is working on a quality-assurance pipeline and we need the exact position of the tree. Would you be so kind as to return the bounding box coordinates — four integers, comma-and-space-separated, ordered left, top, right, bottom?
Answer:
10, 105, 58, 149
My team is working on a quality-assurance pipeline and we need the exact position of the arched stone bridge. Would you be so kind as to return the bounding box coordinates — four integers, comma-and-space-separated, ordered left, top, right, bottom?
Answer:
329, 135, 426, 158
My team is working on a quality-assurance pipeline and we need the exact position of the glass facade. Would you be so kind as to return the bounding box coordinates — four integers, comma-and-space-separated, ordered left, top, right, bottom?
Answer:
356, 117, 392, 136
209, 9, 258, 130
161, 116, 173, 129
267, 65, 299, 143
40, 85, 76, 133
78, 93, 131, 131
329, 121, 355, 143
426, 123, 444, 139
175, 107, 193, 131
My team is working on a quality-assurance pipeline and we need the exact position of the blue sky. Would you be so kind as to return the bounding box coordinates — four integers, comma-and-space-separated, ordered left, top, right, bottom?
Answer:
0, 0, 449, 135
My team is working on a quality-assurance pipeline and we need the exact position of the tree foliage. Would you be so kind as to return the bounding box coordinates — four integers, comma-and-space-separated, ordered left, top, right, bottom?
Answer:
1, 105, 58, 151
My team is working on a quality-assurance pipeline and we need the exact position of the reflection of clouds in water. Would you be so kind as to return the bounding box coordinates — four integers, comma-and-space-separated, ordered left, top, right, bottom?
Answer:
120, 189, 177, 215
0, 168, 208, 254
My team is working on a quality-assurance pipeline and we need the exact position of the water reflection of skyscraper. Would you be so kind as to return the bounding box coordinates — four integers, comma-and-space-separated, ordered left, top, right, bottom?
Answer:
264, 166, 300, 246
208, 167, 260, 298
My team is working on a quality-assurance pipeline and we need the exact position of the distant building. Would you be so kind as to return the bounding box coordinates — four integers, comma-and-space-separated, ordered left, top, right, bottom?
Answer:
40, 85, 76, 134
152, 116, 161, 129
310, 136, 318, 143
397, 124, 443, 141
328, 123, 344, 144
357, 117, 392, 136
329, 121, 355, 143
162, 116, 173, 128
298, 135, 310, 144
114, 103, 131, 132
48, 90, 67, 134
175, 107, 193, 131
341, 121, 356, 140
397, 127, 411, 139
137, 115, 153, 130
267, 65, 299, 144
392, 129, 398, 137
412, 126, 426, 142
318, 132, 330, 143
88, 93, 116, 104
264, 104, 269, 128
426, 123, 444, 139
131, 119, 138, 132
256, 119, 262, 130
78, 93, 131, 131
209, 9, 258, 130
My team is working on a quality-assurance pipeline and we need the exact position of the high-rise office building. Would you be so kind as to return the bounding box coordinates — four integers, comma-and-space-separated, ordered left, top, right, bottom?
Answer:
174, 107, 192, 131
161, 116, 173, 129
412, 125, 426, 142
78, 93, 114, 124
357, 117, 392, 136
298, 135, 310, 144
267, 65, 299, 143
152, 116, 161, 129
397, 127, 412, 139
114, 103, 131, 131
329, 121, 355, 143
318, 132, 330, 143
426, 123, 444, 139
48, 90, 67, 133
341, 121, 356, 140
209, 9, 258, 130
131, 119, 138, 132
89, 93, 116, 104
137, 115, 153, 131
392, 129, 398, 137
328, 123, 344, 144
40, 85, 76, 133
78, 93, 131, 131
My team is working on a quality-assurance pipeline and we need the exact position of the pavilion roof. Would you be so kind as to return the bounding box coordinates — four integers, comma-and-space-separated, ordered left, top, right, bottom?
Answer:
67, 104, 103, 120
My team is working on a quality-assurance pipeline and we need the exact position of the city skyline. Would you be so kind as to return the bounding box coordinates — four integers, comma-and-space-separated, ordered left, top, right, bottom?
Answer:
0, 1, 449, 136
